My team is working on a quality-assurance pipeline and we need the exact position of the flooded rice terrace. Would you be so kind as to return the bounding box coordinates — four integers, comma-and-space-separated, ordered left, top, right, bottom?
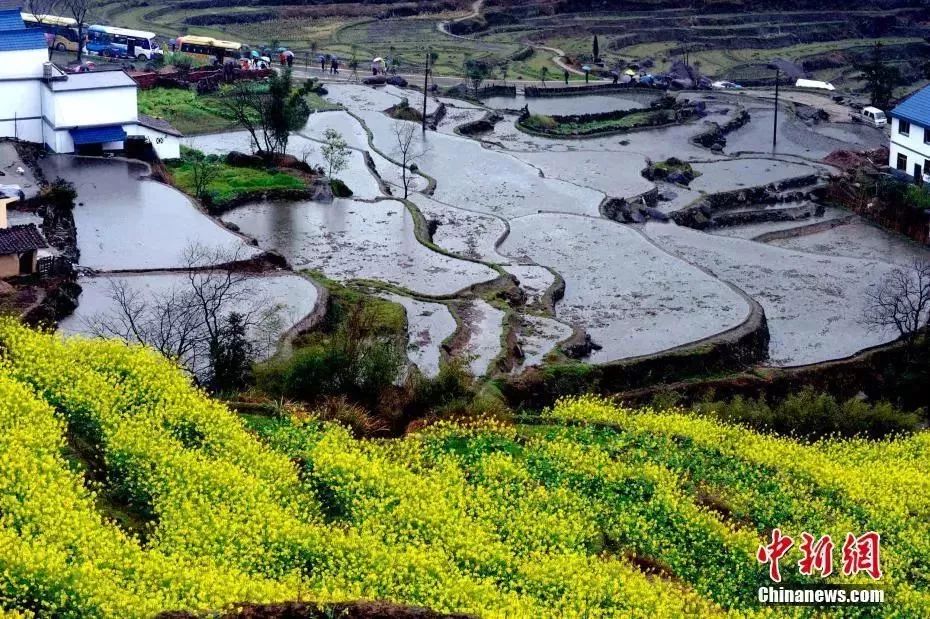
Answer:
49, 81, 918, 377
41, 156, 259, 270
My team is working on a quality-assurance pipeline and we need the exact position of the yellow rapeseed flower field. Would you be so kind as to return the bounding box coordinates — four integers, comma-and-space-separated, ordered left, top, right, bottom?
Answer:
0, 320, 925, 618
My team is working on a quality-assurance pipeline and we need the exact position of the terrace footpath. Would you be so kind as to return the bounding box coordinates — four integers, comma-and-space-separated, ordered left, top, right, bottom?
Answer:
290, 65, 609, 90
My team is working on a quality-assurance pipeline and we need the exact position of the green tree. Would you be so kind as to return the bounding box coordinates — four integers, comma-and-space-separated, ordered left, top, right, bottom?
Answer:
210, 312, 253, 393
321, 128, 350, 178
223, 68, 307, 157
464, 58, 492, 97
593, 34, 599, 61
857, 43, 901, 110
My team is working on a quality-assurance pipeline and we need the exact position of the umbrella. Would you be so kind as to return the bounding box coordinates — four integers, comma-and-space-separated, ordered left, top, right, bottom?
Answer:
260, 56, 271, 63
624, 68, 636, 76
581, 65, 591, 72
373, 57, 383, 63
250, 50, 260, 58
283, 50, 294, 58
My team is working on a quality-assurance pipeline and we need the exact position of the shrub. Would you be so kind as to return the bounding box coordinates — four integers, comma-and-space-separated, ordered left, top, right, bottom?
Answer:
42, 177, 77, 210
329, 178, 353, 197
524, 114, 557, 130
692, 388, 921, 440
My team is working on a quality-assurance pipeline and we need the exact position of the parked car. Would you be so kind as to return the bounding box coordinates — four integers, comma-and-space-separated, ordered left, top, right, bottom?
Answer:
711, 80, 742, 90
84, 37, 123, 58
850, 106, 887, 128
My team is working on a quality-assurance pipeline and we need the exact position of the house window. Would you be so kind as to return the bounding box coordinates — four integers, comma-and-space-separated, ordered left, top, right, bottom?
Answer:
899, 119, 911, 136
925, 127, 930, 144
924, 159, 930, 177
897, 153, 907, 171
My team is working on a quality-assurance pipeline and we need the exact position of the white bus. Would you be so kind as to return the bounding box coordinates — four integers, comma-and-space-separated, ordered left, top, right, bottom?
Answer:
86, 25, 163, 61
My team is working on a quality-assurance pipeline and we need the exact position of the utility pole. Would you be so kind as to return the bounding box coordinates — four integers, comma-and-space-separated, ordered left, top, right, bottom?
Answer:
422, 50, 430, 132
772, 67, 780, 152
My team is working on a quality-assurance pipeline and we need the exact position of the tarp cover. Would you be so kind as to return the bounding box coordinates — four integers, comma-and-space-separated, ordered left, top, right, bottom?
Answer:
70, 125, 127, 145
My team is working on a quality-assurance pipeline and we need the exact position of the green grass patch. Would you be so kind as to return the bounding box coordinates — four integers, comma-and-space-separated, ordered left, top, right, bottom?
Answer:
167, 154, 307, 205
138, 87, 241, 135
522, 109, 673, 136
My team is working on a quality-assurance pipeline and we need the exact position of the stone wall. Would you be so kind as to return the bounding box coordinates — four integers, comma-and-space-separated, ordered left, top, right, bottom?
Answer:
501, 290, 770, 410
130, 68, 274, 90
524, 84, 659, 97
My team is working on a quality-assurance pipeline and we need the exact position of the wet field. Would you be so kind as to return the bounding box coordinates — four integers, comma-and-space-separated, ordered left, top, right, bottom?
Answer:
50, 83, 922, 376
41, 156, 258, 271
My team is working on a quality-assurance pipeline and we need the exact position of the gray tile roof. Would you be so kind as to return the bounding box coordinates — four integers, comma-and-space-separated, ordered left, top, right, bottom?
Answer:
0, 224, 47, 255
138, 113, 183, 137
47, 70, 137, 91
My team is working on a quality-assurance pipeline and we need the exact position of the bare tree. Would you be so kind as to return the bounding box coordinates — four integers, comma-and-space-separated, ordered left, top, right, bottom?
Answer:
864, 260, 930, 344
23, 0, 59, 59
86, 244, 284, 385
391, 120, 426, 199
320, 128, 350, 178
62, 0, 90, 62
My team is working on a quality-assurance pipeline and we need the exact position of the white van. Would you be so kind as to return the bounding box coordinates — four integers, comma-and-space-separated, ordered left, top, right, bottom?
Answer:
851, 106, 887, 128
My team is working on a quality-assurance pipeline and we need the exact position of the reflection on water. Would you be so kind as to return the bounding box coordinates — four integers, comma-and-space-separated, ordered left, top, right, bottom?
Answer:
222, 198, 498, 296
40, 156, 257, 271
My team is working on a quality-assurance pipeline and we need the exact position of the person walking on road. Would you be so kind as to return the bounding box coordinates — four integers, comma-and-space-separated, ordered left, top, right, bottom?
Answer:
564, 68, 569, 84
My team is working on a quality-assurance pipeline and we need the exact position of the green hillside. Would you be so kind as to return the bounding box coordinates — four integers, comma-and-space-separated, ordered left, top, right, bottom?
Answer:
0, 319, 927, 617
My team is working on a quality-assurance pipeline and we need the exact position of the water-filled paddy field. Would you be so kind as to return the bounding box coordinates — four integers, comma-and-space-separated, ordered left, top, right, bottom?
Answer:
52, 82, 921, 376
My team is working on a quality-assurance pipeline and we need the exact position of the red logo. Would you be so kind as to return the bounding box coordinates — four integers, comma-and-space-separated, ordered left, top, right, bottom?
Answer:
758, 530, 881, 581
757, 528, 794, 582
841, 532, 883, 580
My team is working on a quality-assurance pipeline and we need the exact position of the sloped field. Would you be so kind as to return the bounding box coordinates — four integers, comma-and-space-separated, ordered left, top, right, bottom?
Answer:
0, 321, 927, 617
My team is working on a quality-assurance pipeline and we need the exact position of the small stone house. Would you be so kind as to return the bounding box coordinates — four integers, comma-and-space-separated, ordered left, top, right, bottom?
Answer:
0, 188, 46, 277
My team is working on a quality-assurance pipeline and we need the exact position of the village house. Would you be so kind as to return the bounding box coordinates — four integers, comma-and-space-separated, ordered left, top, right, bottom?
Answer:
0, 186, 45, 277
0, 6, 180, 159
888, 84, 930, 182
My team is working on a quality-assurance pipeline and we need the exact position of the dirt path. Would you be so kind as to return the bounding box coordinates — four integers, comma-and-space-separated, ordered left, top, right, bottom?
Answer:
735, 89, 854, 123
437, 0, 484, 37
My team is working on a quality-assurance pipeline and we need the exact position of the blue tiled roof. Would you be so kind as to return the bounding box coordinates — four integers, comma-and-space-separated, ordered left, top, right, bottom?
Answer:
70, 125, 127, 146
891, 86, 930, 127
0, 9, 46, 52
0, 9, 24, 31
0, 28, 46, 51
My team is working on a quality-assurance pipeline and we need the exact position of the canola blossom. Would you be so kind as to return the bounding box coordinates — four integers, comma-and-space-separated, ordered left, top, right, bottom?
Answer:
0, 320, 926, 617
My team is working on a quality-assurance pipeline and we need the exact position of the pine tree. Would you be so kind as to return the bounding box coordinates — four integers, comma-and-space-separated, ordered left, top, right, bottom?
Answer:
593, 35, 599, 61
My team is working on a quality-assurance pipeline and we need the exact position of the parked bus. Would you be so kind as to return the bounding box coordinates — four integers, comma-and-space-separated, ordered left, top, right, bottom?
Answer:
20, 13, 82, 52
85, 25, 163, 61
175, 35, 242, 64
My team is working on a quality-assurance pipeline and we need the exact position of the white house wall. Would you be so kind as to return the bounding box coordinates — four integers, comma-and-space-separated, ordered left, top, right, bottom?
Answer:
44, 85, 137, 129
0, 80, 42, 142
0, 49, 48, 78
889, 116, 930, 174
129, 124, 180, 159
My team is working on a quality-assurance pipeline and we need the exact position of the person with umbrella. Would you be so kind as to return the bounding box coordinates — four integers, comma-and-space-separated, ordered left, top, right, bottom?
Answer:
284, 49, 294, 68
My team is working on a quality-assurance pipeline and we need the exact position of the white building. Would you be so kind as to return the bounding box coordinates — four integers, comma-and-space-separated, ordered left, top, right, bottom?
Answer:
0, 7, 180, 159
888, 85, 930, 182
